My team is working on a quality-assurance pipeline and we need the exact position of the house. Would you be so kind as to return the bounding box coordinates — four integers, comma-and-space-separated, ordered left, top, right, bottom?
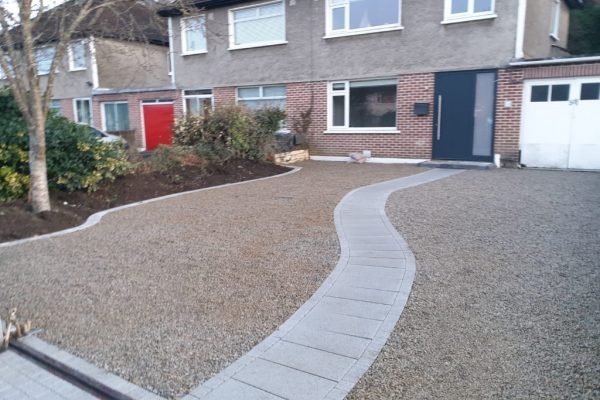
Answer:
0, 0, 176, 151
157, 0, 600, 170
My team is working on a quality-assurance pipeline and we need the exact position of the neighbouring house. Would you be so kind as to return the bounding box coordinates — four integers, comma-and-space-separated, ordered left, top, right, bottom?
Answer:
0, 0, 176, 151
157, 0, 600, 170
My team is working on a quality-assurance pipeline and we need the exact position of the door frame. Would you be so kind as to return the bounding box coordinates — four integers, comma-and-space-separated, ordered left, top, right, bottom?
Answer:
140, 100, 174, 151
432, 69, 498, 162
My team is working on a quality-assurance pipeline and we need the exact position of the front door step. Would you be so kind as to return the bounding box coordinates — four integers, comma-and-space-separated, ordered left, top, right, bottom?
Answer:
419, 160, 496, 170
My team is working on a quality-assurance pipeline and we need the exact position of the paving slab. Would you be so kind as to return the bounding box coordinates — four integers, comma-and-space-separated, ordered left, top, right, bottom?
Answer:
0, 350, 97, 400
189, 168, 462, 399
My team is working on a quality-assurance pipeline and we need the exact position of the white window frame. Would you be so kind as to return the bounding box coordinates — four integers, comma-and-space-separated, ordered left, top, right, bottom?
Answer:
236, 85, 287, 108
228, 0, 287, 51
183, 89, 214, 115
49, 99, 62, 115
324, 0, 404, 38
35, 46, 55, 76
181, 15, 207, 56
550, 0, 561, 40
68, 40, 87, 71
73, 98, 92, 125
326, 79, 399, 134
101, 101, 130, 132
442, 0, 496, 24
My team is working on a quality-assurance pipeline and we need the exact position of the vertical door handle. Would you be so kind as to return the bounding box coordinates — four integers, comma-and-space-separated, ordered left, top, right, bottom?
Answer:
437, 95, 443, 141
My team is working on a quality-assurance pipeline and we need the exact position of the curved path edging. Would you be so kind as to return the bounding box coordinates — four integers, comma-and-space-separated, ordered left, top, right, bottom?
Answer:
0, 167, 301, 249
184, 168, 463, 400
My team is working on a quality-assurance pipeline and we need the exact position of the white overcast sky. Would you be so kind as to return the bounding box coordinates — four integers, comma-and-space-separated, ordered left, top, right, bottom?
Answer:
1, 0, 66, 18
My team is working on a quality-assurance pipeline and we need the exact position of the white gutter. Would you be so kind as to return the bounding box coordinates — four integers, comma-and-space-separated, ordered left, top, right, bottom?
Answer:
168, 17, 176, 85
510, 55, 600, 66
89, 36, 99, 89
515, 0, 527, 59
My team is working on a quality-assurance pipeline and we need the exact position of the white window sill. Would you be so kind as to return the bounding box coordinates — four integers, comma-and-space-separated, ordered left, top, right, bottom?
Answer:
228, 40, 288, 51
182, 50, 208, 56
325, 129, 400, 134
324, 25, 404, 39
69, 67, 87, 72
441, 13, 497, 25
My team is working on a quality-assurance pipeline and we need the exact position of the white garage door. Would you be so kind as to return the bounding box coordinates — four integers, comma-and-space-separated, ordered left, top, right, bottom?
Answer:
521, 77, 600, 170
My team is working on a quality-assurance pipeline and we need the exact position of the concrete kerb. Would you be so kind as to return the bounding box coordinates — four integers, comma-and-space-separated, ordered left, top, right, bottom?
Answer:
186, 168, 463, 400
0, 166, 302, 249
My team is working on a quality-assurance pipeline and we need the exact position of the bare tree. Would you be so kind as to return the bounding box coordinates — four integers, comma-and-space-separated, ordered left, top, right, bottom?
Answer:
0, 0, 165, 213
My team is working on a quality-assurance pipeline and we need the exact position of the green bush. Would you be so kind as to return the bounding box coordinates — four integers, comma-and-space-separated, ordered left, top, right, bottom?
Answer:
0, 90, 131, 201
173, 106, 286, 162
141, 145, 205, 172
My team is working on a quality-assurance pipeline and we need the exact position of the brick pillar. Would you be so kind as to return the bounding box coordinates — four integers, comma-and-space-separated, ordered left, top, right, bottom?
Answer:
494, 68, 524, 164
61, 98, 75, 122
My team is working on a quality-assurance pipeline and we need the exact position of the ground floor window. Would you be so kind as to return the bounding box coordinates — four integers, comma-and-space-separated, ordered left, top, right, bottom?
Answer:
49, 99, 62, 115
184, 89, 213, 116
74, 98, 91, 125
237, 85, 286, 110
328, 79, 397, 130
102, 102, 130, 131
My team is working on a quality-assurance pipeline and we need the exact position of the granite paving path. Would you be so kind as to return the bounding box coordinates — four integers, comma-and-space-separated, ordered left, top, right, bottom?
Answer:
185, 168, 462, 400
0, 349, 96, 400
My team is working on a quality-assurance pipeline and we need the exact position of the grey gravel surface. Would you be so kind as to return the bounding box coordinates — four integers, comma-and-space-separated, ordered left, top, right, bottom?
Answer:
0, 161, 420, 399
348, 168, 600, 399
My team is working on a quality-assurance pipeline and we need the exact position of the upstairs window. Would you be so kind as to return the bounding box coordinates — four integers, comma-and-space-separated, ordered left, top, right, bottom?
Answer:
181, 16, 207, 55
327, 0, 401, 36
35, 46, 55, 75
443, 0, 495, 23
68, 40, 86, 71
230, 1, 286, 49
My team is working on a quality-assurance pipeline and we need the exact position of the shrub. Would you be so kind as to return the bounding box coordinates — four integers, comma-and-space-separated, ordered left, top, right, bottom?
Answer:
0, 90, 131, 201
173, 106, 286, 162
140, 145, 205, 172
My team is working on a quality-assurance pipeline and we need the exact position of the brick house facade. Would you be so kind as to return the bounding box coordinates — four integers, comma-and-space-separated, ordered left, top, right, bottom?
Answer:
207, 60, 600, 165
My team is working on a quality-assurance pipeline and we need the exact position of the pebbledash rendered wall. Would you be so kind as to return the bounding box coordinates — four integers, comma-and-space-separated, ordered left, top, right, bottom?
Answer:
213, 62, 600, 164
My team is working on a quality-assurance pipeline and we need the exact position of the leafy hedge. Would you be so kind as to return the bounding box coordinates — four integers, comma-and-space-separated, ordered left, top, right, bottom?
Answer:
173, 106, 286, 161
0, 90, 131, 202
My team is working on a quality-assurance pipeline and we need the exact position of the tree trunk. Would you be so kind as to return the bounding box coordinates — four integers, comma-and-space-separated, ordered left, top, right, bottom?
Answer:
28, 120, 51, 213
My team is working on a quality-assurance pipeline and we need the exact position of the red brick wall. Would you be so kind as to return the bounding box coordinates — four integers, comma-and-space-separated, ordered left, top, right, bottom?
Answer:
213, 87, 236, 108
61, 99, 75, 121
286, 75, 434, 159
92, 90, 178, 148
522, 63, 600, 79
494, 68, 524, 163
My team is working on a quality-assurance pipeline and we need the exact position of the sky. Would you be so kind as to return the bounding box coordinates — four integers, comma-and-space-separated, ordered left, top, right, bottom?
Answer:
1, 0, 66, 18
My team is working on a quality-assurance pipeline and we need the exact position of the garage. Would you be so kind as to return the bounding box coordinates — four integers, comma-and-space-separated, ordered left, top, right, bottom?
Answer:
520, 77, 600, 170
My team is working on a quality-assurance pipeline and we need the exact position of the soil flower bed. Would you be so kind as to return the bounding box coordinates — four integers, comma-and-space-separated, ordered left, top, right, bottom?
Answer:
0, 160, 288, 243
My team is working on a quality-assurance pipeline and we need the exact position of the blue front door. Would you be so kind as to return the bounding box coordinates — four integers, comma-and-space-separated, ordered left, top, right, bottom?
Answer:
432, 70, 496, 162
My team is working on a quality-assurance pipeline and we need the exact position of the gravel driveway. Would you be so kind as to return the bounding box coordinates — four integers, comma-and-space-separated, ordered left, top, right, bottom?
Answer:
348, 168, 600, 399
0, 161, 420, 398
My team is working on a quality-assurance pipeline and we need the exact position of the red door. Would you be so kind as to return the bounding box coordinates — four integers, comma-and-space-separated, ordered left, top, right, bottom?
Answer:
143, 103, 174, 150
